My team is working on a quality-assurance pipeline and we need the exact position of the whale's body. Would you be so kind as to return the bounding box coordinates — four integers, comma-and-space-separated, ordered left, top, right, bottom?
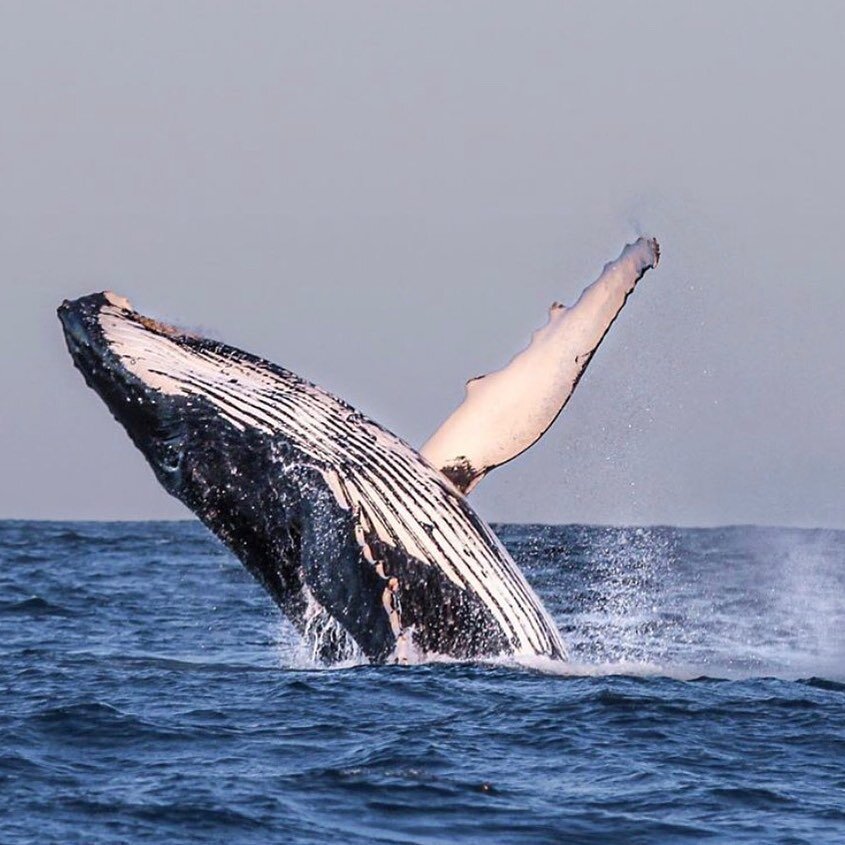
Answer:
59, 238, 659, 664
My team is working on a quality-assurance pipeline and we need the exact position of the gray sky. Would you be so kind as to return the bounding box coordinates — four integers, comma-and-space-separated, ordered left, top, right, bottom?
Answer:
1, 1, 843, 527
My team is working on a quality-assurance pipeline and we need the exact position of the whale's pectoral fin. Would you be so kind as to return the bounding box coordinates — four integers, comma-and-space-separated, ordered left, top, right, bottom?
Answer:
420, 237, 660, 495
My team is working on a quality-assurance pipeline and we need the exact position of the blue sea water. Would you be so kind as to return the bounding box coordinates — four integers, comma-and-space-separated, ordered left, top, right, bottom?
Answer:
1, 520, 843, 844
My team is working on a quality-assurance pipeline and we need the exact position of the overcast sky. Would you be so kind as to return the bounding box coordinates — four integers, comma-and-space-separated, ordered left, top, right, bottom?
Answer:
1, 1, 843, 527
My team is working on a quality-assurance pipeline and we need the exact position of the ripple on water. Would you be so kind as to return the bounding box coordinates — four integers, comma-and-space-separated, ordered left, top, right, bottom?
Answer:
2, 521, 844, 844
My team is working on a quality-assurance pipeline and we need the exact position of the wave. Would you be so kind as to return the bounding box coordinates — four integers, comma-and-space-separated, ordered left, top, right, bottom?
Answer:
0, 596, 73, 617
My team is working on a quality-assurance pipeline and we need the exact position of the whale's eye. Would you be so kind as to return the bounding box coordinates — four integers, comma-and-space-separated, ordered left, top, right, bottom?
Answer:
159, 447, 182, 473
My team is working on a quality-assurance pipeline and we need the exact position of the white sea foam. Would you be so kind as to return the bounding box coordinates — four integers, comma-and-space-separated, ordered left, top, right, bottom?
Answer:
271, 524, 845, 683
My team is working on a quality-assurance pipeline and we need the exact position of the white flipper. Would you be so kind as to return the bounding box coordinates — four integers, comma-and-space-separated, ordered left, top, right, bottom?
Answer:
421, 237, 660, 494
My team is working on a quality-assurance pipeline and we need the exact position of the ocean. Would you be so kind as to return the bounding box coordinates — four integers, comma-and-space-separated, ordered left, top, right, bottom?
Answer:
1, 520, 843, 844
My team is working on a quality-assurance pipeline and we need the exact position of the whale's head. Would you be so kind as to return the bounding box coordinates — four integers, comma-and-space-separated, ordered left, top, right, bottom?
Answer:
58, 291, 306, 515
58, 292, 201, 492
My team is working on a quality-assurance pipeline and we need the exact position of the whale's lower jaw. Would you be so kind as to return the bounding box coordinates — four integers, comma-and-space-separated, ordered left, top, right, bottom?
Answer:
58, 293, 568, 664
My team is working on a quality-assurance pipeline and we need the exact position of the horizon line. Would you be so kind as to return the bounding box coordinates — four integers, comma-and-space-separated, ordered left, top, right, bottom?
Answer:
1, 517, 842, 534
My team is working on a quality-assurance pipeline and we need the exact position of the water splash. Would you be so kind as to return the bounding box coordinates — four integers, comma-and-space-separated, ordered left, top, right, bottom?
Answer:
508, 523, 845, 681
271, 524, 845, 681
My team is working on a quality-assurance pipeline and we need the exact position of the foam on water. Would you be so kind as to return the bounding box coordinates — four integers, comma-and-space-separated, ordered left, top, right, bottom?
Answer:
262, 521, 845, 682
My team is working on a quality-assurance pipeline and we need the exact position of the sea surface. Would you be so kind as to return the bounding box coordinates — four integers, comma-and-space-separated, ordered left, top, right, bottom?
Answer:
1, 521, 843, 844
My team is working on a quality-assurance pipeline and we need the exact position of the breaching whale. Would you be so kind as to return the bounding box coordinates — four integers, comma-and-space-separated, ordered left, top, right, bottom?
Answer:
58, 237, 659, 664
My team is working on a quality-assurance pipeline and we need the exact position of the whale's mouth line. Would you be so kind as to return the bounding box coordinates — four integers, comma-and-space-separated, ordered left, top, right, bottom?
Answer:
58, 291, 196, 365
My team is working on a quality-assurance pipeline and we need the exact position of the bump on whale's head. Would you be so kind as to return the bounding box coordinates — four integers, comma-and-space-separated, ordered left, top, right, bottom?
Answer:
57, 292, 195, 489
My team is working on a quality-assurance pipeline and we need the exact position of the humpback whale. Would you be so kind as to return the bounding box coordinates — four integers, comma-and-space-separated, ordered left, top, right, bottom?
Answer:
58, 237, 659, 664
